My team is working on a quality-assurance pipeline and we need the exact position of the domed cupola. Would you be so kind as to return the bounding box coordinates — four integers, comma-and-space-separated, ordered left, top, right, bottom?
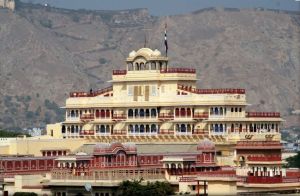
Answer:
126, 47, 168, 72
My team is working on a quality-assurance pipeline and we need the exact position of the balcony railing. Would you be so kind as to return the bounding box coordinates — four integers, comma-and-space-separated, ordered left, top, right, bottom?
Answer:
158, 113, 174, 119
112, 130, 127, 135
236, 141, 282, 149
178, 84, 245, 94
247, 155, 281, 162
128, 132, 157, 136
193, 129, 209, 135
160, 68, 196, 74
70, 86, 113, 98
112, 114, 127, 120
246, 112, 280, 118
80, 114, 95, 121
79, 130, 94, 135
159, 129, 174, 135
246, 176, 282, 184
193, 112, 209, 119
113, 70, 127, 75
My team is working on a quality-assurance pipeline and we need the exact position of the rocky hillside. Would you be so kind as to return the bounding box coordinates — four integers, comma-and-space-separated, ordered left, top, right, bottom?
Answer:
0, 3, 299, 131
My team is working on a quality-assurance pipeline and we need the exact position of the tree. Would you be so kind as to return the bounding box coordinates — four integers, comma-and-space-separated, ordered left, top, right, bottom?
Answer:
117, 179, 174, 196
285, 151, 300, 168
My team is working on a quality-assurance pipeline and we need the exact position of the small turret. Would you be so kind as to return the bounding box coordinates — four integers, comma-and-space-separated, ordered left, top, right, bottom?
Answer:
126, 48, 168, 71
0, 0, 15, 11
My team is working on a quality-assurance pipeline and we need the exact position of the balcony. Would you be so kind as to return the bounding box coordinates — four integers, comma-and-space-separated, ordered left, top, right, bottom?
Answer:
236, 141, 282, 149
70, 86, 113, 98
246, 112, 280, 118
113, 70, 127, 75
160, 68, 196, 74
158, 113, 174, 120
178, 84, 245, 94
112, 114, 127, 121
193, 112, 209, 119
80, 114, 95, 121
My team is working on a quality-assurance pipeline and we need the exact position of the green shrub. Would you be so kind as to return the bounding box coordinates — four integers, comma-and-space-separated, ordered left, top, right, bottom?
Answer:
39, 19, 52, 28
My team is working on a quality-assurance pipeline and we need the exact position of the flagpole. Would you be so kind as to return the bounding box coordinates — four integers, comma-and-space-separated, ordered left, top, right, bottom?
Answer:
164, 23, 168, 57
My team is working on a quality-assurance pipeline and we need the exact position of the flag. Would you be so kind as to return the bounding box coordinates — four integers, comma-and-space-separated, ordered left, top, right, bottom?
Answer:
164, 23, 168, 56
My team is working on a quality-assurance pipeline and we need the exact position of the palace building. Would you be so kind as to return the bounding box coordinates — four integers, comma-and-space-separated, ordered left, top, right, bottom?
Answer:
1, 48, 299, 195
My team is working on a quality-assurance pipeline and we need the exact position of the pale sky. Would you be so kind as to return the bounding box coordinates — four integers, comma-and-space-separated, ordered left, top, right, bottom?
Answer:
21, 0, 300, 16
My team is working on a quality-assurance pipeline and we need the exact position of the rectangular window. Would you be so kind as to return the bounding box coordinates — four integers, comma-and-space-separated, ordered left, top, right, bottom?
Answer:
151, 85, 157, 96
128, 86, 133, 96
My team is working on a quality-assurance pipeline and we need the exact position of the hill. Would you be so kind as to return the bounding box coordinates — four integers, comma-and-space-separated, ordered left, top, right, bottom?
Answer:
0, 2, 299, 131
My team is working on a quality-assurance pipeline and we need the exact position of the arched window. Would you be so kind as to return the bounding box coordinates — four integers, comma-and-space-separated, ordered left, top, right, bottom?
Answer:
214, 124, 219, 132
175, 108, 180, 117
187, 124, 191, 132
210, 107, 214, 115
220, 124, 223, 132
134, 125, 139, 133
95, 110, 100, 118
187, 108, 191, 117
180, 124, 186, 132
71, 125, 75, 133
129, 124, 134, 133
140, 125, 145, 133
214, 107, 219, 115
220, 107, 223, 115
151, 124, 156, 132
231, 108, 234, 113
239, 124, 242, 133
135, 109, 139, 117
180, 108, 186, 117
128, 109, 134, 117
62, 125, 66, 133
235, 108, 238, 112
231, 124, 234, 132
100, 125, 105, 133
145, 109, 150, 117
100, 110, 105, 118
239, 108, 242, 112
151, 109, 156, 117
250, 124, 253, 132
71, 110, 75, 117
140, 109, 145, 117
75, 126, 79, 133
146, 125, 150, 133
106, 125, 110, 133
106, 110, 110, 118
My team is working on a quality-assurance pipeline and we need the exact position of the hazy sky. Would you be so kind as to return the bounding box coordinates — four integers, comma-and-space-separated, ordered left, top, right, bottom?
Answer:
22, 0, 300, 16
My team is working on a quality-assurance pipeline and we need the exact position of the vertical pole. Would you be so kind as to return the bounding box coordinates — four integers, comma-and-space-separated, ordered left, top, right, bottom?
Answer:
197, 180, 200, 196
204, 180, 207, 196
